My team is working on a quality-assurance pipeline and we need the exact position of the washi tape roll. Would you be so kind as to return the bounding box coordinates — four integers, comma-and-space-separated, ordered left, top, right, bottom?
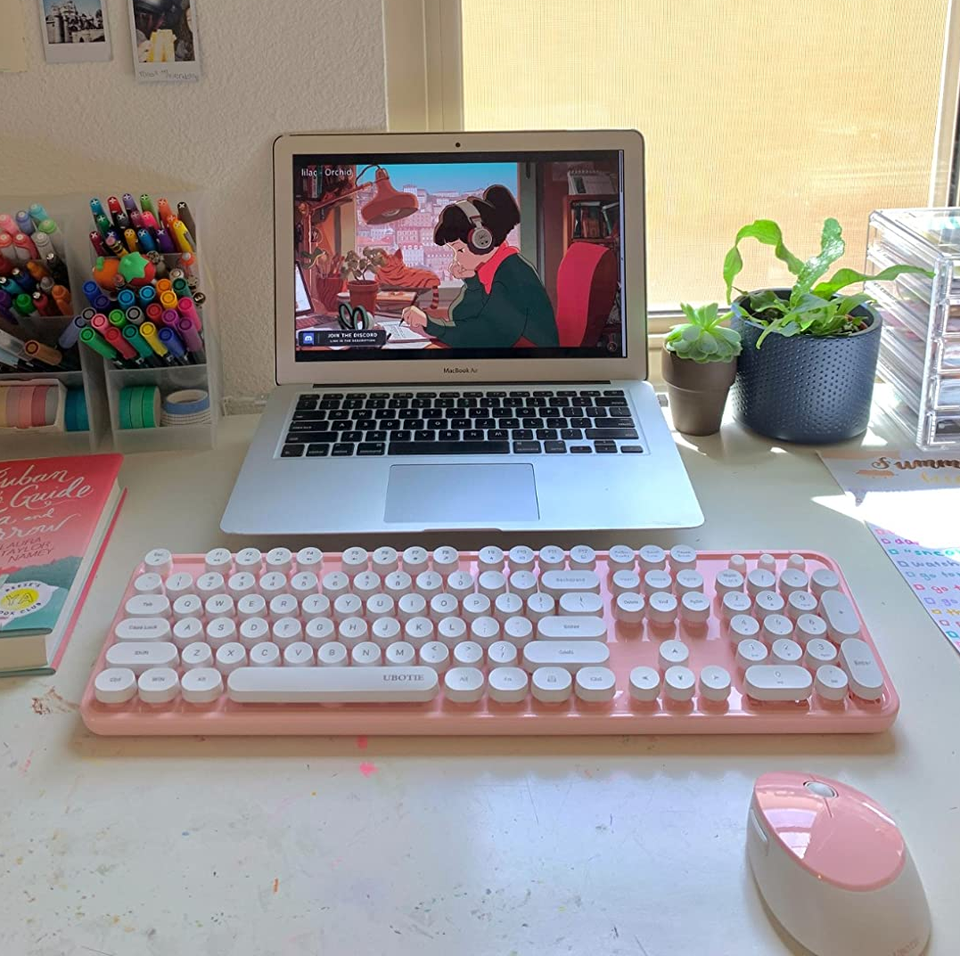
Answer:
129, 386, 144, 429
162, 388, 209, 417
119, 386, 138, 430
65, 388, 88, 432
3, 387, 18, 427
17, 385, 34, 428
141, 385, 160, 429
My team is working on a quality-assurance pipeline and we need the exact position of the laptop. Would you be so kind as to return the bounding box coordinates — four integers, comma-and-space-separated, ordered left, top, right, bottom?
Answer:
221, 130, 703, 535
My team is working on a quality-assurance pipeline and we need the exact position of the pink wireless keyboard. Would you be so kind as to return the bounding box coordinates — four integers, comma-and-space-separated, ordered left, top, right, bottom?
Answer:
80, 545, 899, 735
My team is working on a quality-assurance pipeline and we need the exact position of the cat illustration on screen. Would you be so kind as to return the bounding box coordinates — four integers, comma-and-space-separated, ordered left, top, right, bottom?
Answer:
370, 249, 440, 311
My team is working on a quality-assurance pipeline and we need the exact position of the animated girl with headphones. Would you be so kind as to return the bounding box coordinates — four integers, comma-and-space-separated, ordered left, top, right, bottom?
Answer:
401, 185, 558, 349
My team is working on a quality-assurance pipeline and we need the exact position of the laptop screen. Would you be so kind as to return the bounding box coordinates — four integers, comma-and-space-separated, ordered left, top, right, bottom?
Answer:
291, 150, 627, 362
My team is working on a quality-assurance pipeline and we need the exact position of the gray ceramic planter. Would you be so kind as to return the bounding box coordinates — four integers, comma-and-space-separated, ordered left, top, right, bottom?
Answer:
730, 289, 881, 444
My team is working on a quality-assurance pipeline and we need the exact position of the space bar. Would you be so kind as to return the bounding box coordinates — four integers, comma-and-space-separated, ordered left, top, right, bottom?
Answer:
227, 667, 440, 702
388, 441, 509, 455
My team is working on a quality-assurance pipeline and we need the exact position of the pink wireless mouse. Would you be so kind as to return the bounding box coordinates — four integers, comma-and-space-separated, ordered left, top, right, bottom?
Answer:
747, 772, 930, 956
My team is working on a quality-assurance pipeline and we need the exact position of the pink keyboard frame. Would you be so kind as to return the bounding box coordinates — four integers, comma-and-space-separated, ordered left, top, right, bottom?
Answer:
79, 549, 900, 736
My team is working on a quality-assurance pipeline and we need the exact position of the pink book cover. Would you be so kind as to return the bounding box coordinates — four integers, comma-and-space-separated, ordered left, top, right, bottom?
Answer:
0, 455, 124, 659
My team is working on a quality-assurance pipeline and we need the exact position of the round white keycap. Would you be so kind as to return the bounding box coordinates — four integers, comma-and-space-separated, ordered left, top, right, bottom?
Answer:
504, 616, 534, 647
265, 547, 293, 574
612, 569, 641, 596
134, 572, 164, 595
384, 570, 413, 598
796, 613, 828, 644
258, 572, 288, 599
371, 546, 399, 575
416, 570, 444, 598
715, 569, 745, 597
444, 666, 484, 702
402, 546, 429, 575
736, 639, 768, 667
138, 667, 179, 703
240, 617, 271, 648
437, 616, 468, 648
729, 614, 760, 642
629, 666, 661, 702
615, 592, 645, 625
182, 641, 213, 669
805, 638, 838, 668
488, 666, 528, 703
352, 571, 382, 599
508, 545, 536, 572
663, 665, 696, 702
338, 617, 369, 648
453, 641, 483, 667
638, 544, 666, 571
125, 594, 172, 620
371, 616, 401, 648
429, 592, 458, 621
432, 546, 461, 574
204, 548, 232, 574
526, 593, 555, 622
761, 614, 793, 644
494, 592, 523, 622
205, 592, 235, 619
235, 547, 263, 573
771, 638, 803, 665
506, 571, 536, 600
668, 545, 697, 571
341, 547, 369, 577
787, 554, 806, 571
173, 617, 204, 649
531, 666, 573, 703
810, 567, 841, 598
575, 666, 616, 702
300, 593, 331, 621
647, 592, 678, 626
173, 594, 202, 620
787, 590, 819, 620
816, 664, 849, 701
250, 642, 281, 667
333, 594, 363, 622
755, 591, 786, 615
778, 568, 809, 596
559, 591, 604, 617
228, 572, 257, 599
643, 569, 672, 595
296, 547, 324, 571
164, 572, 195, 598
538, 545, 566, 570
758, 553, 777, 574
350, 642, 381, 667
461, 593, 492, 622
196, 572, 226, 597
746, 568, 776, 596
321, 571, 350, 599
487, 640, 518, 666
182, 666, 224, 703
680, 591, 710, 625
569, 545, 597, 570
443, 570, 473, 600
478, 546, 505, 572
405, 616, 435, 648
722, 591, 753, 620
607, 545, 636, 573
267, 591, 303, 622
367, 593, 396, 621
273, 617, 304, 647
238, 593, 268, 621
478, 570, 507, 599
728, 554, 747, 574
675, 569, 704, 596
214, 642, 246, 674
699, 665, 732, 702
382, 641, 413, 666
95, 667, 137, 704
658, 639, 689, 670
419, 641, 450, 672
398, 592, 428, 622
206, 617, 237, 648
317, 642, 348, 667
143, 548, 173, 576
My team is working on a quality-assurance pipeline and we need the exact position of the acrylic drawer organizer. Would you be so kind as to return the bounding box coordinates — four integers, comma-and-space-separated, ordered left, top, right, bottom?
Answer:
866, 208, 960, 448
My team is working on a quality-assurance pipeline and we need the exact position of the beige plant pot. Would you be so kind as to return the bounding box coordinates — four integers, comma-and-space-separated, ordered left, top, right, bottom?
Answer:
661, 349, 737, 436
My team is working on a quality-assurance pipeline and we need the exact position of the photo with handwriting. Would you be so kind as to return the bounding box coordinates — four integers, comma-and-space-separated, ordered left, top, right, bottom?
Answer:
133, 0, 194, 63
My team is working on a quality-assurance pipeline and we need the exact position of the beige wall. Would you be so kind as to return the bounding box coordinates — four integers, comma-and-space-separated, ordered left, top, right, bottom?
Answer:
1, 0, 387, 401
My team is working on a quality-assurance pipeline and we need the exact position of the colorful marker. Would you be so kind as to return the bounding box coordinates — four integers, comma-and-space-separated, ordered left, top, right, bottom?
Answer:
0, 214, 17, 237
104, 326, 138, 362
10, 267, 36, 294
177, 296, 201, 330
95, 212, 112, 237
122, 324, 156, 364
25, 261, 48, 284
170, 219, 193, 254
138, 285, 157, 307
145, 302, 163, 323
28, 203, 49, 223
177, 201, 196, 237
158, 326, 188, 364
123, 228, 139, 253
59, 316, 87, 350
155, 228, 176, 254
12, 232, 38, 261
141, 211, 159, 232
122, 193, 139, 214
91, 312, 110, 334
157, 198, 174, 224
139, 194, 155, 215
15, 211, 34, 235
125, 306, 144, 325
136, 228, 157, 253
118, 288, 137, 310
89, 230, 107, 257
139, 321, 169, 360
0, 275, 25, 297
90, 197, 106, 219
31, 291, 52, 316
80, 327, 118, 361
161, 308, 180, 328
36, 219, 63, 255
178, 317, 205, 362
108, 309, 127, 328
52, 285, 72, 316
83, 280, 101, 307
25, 339, 68, 369
13, 293, 37, 317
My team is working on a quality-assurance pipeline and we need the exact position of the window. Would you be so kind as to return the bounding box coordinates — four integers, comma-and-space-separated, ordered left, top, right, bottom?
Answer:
386, 0, 960, 326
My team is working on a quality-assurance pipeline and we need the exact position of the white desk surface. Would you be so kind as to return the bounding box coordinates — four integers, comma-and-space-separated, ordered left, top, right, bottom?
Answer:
3, 414, 959, 956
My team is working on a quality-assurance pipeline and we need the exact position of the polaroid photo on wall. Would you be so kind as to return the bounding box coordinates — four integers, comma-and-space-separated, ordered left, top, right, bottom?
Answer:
127, 0, 200, 82
39, 0, 113, 63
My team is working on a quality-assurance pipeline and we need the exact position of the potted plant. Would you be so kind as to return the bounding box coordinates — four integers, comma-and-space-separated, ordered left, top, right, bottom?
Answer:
661, 302, 742, 435
341, 247, 387, 313
723, 218, 931, 443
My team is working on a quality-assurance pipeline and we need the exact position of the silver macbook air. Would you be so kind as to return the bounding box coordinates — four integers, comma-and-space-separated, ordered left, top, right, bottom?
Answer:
221, 130, 702, 535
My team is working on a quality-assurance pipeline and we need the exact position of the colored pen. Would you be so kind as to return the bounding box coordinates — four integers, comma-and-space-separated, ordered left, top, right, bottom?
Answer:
31, 230, 54, 260
79, 327, 118, 361
59, 316, 87, 350
104, 326, 138, 362
0, 275, 25, 297
31, 291, 53, 316
156, 278, 172, 294
25, 339, 72, 369
90, 312, 110, 334
0, 233, 16, 263
140, 194, 155, 215
170, 219, 193, 254
159, 289, 178, 312
10, 267, 36, 294
123, 228, 139, 253
136, 228, 157, 252
25, 261, 48, 283
90, 197, 106, 219
176, 201, 196, 237
139, 321, 172, 363
93, 294, 112, 313
138, 285, 157, 307
107, 196, 122, 217
125, 306, 144, 325
122, 324, 158, 365
122, 193, 139, 214
161, 308, 180, 328
36, 219, 63, 256
130, 210, 144, 230
172, 277, 191, 300
28, 203, 48, 223
39, 276, 54, 295
141, 211, 160, 232
118, 288, 137, 310
114, 209, 131, 233
83, 280, 101, 307
108, 309, 127, 328
157, 198, 174, 224
177, 296, 202, 330
13, 293, 36, 317
12, 233, 37, 261
80, 307, 96, 323
177, 317, 205, 362
0, 254, 13, 278
89, 230, 107, 257
0, 290, 15, 322
15, 211, 34, 235
45, 252, 68, 286
145, 302, 163, 323
158, 326, 188, 364
0, 214, 17, 237
52, 285, 72, 316
94, 212, 112, 237
155, 228, 176, 253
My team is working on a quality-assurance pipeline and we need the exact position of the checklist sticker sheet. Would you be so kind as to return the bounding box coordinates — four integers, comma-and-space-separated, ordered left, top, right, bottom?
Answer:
819, 449, 960, 655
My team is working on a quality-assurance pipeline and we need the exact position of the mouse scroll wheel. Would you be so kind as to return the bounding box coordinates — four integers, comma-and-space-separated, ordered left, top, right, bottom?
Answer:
804, 780, 838, 798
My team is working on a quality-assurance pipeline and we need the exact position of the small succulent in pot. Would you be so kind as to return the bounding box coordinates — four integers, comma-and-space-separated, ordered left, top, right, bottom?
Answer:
661, 302, 742, 435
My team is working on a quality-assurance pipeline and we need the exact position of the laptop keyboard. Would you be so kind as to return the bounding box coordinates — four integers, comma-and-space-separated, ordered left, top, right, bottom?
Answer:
279, 388, 643, 458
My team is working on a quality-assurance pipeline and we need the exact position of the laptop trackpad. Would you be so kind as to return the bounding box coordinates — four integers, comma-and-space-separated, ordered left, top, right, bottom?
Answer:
384, 464, 539, 524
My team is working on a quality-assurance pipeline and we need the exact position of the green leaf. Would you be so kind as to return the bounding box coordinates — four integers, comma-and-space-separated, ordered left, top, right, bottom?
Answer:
680, 302, 699, 324
699, 331, 718, 353
789, 292, 834, 314
813, 263, 933, 298
747, 289, 787, 315
700, 301, 718, 327
681, 325, 700, 341
722, 219, 803, 303
835, 292, 873, 315
791, 218, 845, 301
